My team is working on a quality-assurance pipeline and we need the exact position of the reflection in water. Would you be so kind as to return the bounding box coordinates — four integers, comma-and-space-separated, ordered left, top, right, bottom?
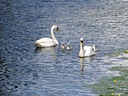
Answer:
79, 58, 84, 71
34, 47, 58, 63
35, 46, 57, 54
34, 47, 55, 52
79, 56, 95, 71
85, 56, 94, 63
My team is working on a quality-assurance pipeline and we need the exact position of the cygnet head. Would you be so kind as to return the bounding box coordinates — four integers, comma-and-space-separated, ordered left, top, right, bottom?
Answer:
67, 42, 70, 46
51, 25, 59, 32
66, 42, 72, 51
60, 42, 65, 49
61, 42, 64, 45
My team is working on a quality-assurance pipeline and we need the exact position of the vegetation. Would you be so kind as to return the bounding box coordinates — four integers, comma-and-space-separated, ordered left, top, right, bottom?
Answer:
87, 50, 128, 96
125, 50, 128, 54
87, 67, 128, 96
108, 50, 128, 57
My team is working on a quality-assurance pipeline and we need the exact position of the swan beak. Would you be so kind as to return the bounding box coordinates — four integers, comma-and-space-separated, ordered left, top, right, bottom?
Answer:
56, 27, 59, 32
80, 40, 83, 43
80, 40, 84, 46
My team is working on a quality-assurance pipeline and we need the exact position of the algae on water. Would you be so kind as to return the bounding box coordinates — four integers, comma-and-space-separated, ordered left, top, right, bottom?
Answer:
87, 67, 128, 96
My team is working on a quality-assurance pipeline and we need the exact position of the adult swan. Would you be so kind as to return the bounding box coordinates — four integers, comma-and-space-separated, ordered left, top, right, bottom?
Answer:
79, 38, 96, 58
35, 25, 59, 48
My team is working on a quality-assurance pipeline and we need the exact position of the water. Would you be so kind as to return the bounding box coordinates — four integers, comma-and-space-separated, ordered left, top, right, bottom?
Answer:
0, 0, 128, 95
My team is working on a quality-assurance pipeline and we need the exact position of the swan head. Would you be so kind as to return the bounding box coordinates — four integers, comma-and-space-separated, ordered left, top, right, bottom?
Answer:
80, 38, 84, 42
51, 25, 59, 32
80, 38, 84, 45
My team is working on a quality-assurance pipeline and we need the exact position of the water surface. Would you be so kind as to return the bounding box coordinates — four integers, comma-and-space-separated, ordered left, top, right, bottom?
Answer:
0, 0, 128, 95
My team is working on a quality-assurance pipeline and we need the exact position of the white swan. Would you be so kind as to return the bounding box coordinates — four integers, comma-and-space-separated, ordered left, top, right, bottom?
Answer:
79, 38, 96, 58
35, 25, 59, 48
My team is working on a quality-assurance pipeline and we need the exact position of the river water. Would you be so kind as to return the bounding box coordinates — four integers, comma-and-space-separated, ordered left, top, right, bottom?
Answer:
0, 0, 128, 96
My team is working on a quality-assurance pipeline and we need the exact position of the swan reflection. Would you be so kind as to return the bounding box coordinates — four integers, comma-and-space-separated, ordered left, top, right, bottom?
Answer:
79, 58, 84, 71
79, 56, 94, 71
34, 47, 58, 62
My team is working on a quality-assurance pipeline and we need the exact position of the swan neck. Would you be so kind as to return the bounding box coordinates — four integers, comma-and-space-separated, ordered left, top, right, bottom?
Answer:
80, 43, 83, 51
79, 42, 84, 58
51, 28, 58, 44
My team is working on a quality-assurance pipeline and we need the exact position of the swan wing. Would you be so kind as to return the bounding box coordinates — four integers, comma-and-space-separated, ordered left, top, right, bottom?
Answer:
35, 38, 56, 47
36, 38, 53, 43
84, 46, 95, 56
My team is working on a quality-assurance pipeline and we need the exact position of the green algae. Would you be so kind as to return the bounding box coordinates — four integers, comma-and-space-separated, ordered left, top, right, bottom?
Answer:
108, 50, 128, 57
87, 67, 128, 96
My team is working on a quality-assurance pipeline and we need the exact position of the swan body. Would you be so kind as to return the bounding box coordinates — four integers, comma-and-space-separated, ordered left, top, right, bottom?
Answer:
79, 38, 96, 58
35, 25, 59, 48
83, 46, 95, 56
